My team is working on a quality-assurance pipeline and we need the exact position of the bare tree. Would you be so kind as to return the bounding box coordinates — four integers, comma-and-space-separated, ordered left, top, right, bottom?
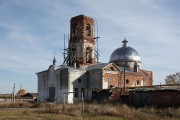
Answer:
165, 72, 180, 84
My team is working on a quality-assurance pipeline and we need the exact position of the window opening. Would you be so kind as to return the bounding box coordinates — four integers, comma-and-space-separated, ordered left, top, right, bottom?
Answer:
86, 24, 91, 36
74, 88, 78, 98
86, 47, 92, 63
81, 88, 85, 98
110, 67, 114, 71
137, 80, 140, 85
78, 78, 82, 83
126, 79, 129, 84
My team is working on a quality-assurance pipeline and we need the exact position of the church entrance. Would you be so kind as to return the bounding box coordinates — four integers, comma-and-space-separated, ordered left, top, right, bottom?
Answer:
49, 87, 55, 102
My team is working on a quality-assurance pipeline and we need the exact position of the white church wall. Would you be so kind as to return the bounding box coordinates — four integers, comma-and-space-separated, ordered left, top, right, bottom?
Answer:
55, 69, 61, 102
37, 71, 48, 102
68, 69, 87, 103
37, 66, 62, 102
48, 66, 57, 101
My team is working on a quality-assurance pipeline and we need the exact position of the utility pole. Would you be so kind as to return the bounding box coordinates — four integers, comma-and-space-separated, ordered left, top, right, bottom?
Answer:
81, 91, 84, 114
62, 93, 65, 112
123, 66, 126, 95
12, 83, 15, 102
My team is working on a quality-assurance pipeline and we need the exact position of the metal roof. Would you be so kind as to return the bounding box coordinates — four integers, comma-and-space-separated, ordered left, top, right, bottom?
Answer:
86, 63, 109, 70
109, 39, 141, 63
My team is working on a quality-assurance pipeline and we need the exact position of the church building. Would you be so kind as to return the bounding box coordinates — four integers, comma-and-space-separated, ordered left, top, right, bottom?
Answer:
36, 15, 153, 103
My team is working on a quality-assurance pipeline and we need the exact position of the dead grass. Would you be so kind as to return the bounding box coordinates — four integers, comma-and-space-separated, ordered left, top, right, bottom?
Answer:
0, 101, 33, 108
0, 102, 180, 120
37, 103, 180, 120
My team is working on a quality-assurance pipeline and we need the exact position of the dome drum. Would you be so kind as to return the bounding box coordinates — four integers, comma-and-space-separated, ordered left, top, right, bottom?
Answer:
113, 61, 142, 69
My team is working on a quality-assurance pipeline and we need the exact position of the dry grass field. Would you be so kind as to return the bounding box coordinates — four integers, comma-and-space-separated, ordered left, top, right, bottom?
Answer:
0, 102, 180, 120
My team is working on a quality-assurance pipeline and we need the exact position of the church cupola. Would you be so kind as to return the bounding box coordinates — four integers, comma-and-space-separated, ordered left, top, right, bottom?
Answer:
109, 38, 142, 69
53, 52, 56, 65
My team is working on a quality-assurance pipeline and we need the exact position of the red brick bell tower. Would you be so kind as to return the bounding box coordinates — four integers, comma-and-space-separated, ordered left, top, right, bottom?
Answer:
68, 15, 95, 68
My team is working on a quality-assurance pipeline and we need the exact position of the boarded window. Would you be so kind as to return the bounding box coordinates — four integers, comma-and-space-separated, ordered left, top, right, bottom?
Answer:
74, 88, 78, 98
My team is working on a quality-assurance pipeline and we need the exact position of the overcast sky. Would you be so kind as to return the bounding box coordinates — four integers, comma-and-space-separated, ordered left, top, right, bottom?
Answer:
0, 0, 180, 94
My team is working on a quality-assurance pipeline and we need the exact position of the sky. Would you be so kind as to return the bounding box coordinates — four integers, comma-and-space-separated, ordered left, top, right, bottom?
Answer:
0, 0, 180, 94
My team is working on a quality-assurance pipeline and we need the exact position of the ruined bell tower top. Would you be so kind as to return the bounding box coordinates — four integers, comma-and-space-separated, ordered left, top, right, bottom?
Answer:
70, 14, 94, 43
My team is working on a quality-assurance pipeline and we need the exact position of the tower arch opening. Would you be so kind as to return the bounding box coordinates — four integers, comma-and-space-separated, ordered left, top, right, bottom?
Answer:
86, 47, 92, 63
86, 24, 91, 36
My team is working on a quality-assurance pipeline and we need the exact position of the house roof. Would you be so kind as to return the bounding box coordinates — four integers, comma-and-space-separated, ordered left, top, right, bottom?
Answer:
22, 93, 38, 97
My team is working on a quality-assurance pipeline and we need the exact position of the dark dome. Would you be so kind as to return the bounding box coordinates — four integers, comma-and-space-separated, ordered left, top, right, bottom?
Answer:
109, 39, 141, 63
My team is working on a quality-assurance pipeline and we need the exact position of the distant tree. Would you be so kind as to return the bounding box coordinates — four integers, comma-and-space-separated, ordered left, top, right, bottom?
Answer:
165, 72, 180, 84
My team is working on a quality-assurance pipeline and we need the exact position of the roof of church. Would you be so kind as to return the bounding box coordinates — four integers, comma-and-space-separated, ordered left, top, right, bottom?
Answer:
54, 65, 60, 70
86, 62, 138, 73
116, 66, 126, 71
86, 63, 109, 70
59, 65, 80, 70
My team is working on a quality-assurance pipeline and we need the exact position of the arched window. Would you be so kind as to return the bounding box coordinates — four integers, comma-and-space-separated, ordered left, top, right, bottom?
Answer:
137, 80, 140, 85
126, 79, 129, 84
86, 24, 91, 36
86, 47, 92, 63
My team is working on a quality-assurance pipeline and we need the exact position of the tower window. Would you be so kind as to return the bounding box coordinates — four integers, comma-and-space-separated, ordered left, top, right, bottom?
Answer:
86, 47, 92, 63
86, 24, 91, 36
